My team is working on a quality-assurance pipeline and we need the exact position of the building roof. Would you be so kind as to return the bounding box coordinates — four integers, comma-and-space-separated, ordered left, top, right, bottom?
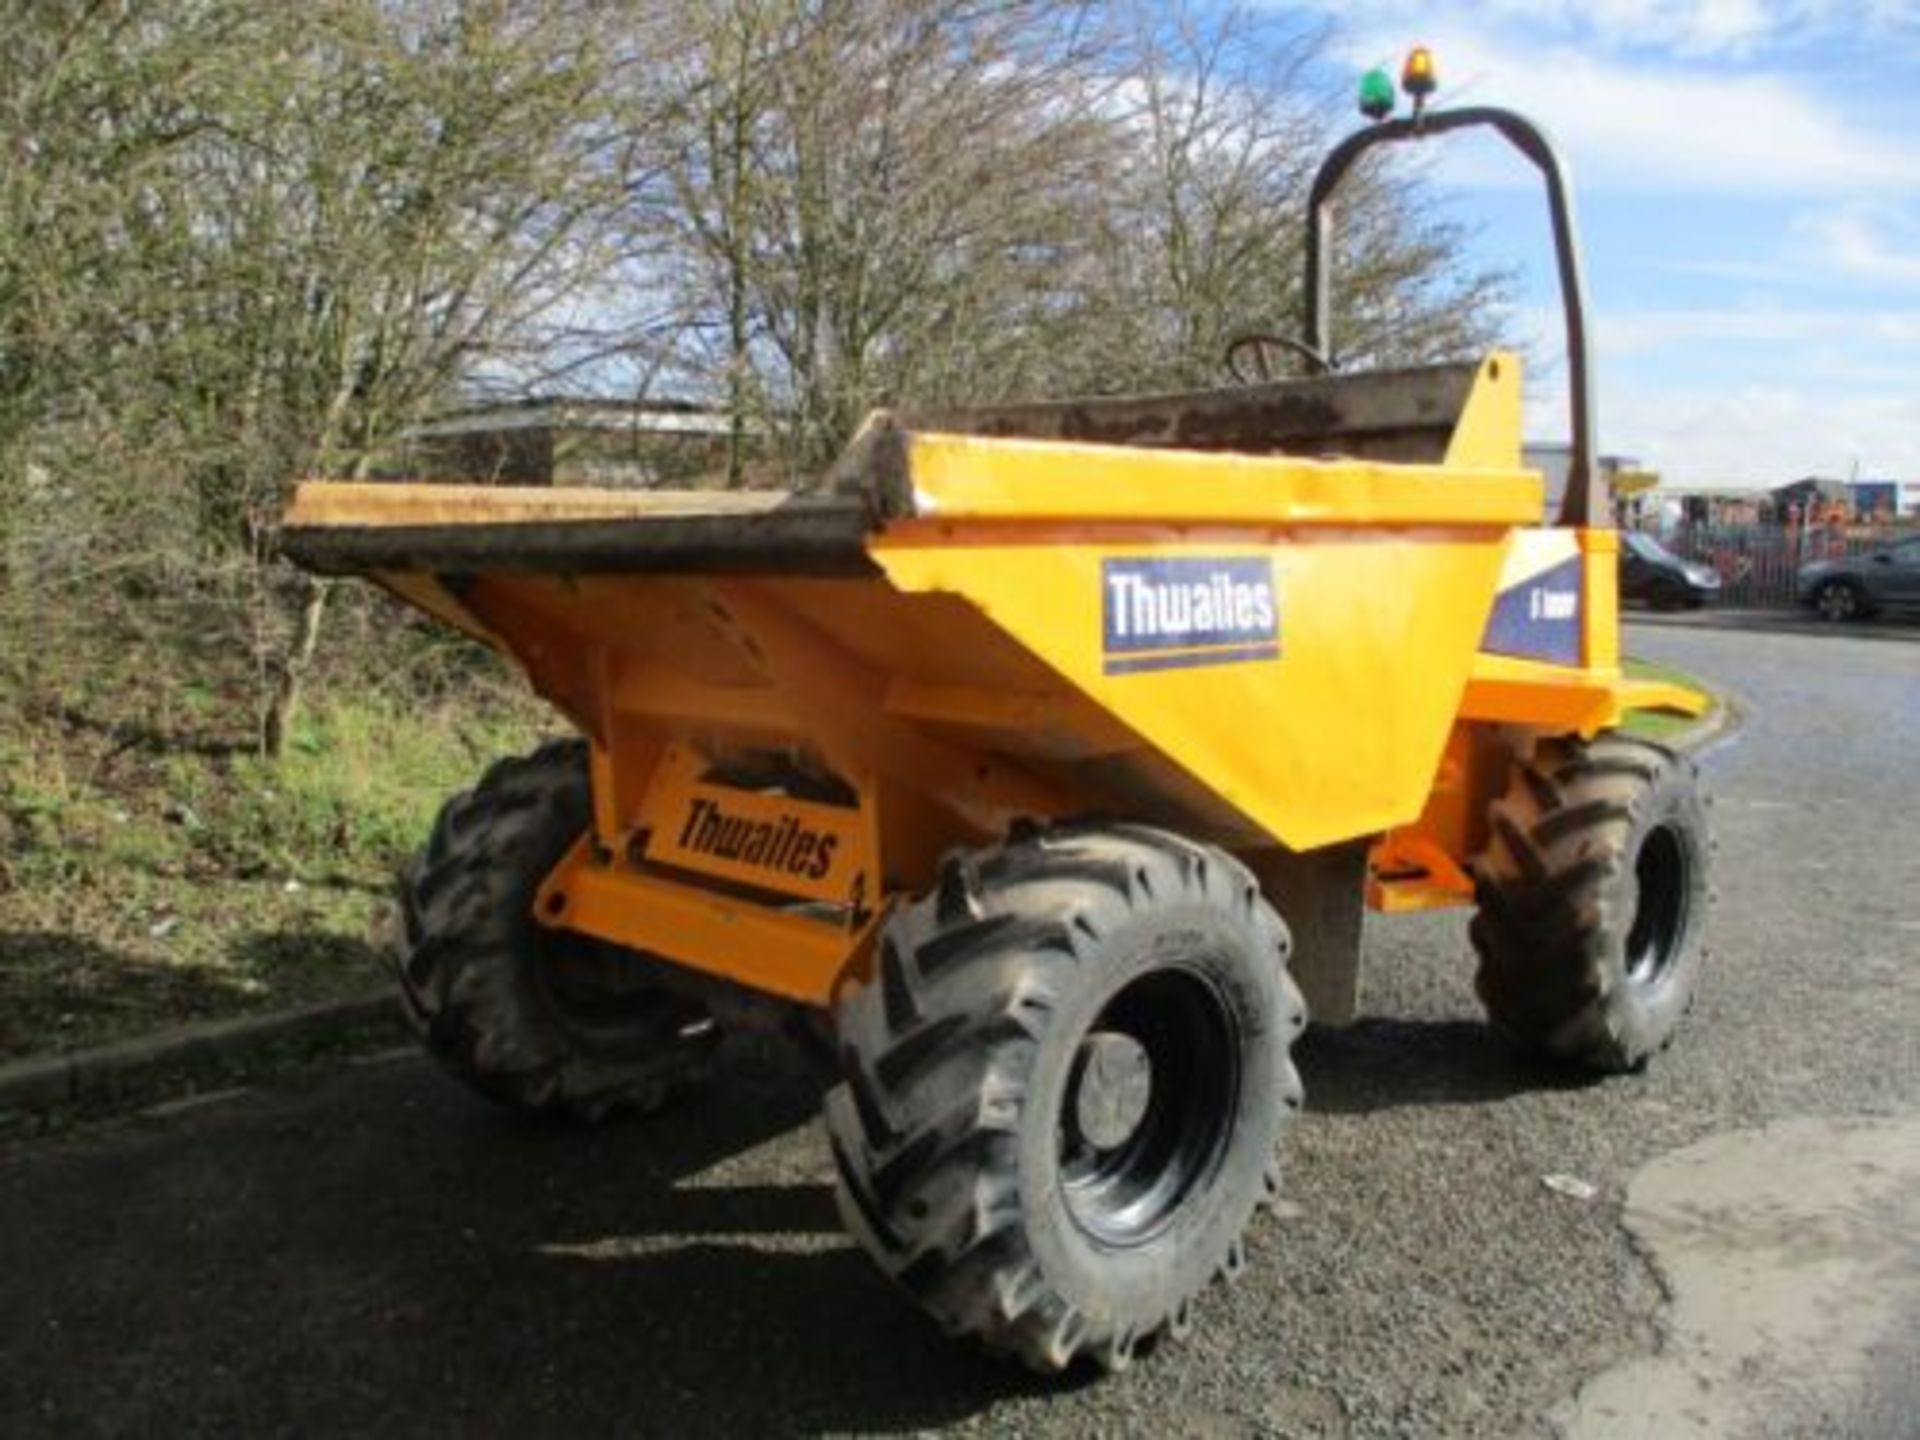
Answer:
1772, 476, 1851, 499
406, 396, 737, 441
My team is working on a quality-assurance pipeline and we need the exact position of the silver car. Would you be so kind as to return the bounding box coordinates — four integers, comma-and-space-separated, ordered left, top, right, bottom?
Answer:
1797, 536, 1920, 621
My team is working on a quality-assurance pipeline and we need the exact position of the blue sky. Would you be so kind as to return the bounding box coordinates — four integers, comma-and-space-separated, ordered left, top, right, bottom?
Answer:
1305, 1, 1919, 487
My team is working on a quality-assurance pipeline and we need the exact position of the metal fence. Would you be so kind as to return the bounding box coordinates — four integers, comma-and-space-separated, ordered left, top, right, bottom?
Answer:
1651, 523, 1912, 608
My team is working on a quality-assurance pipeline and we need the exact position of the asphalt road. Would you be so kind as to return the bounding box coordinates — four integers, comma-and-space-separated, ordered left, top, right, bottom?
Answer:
2, 618, 1916, 1438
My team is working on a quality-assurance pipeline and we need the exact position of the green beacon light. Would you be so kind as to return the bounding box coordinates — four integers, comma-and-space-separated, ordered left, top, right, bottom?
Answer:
1358, 65, 1396, 121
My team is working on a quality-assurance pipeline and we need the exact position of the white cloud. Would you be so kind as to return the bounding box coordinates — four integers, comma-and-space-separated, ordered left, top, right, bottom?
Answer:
1339, 28, 1920, 196
1798, 205, 1920, 283
1513, 298, 1920, 479
1443, 0, 1778, 56
1521, 366, 1920, 483
1605, 381, 1920, 483
1302, 2, 1920, 205
1331, 1, 1916, 60
1297, 2, 1920, 483
1595, 303, 1920, 352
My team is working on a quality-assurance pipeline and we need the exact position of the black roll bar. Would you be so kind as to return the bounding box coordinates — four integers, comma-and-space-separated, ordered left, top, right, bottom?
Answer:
1303, 107, 1603, 528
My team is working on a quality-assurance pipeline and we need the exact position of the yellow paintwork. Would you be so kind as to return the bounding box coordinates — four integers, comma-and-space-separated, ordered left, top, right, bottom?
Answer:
1579, 528, 1622, 670
1368, 829, 1477, 913
287, 482, 800, 527
1617, 677, 1709, 718
1441, 354, 1524, 471
903, 438, 1540, 527
286, 350, 1705, 1007
536, 836, 881, 1005
1462, 657, 1705, 735
871, 529, 1511, 852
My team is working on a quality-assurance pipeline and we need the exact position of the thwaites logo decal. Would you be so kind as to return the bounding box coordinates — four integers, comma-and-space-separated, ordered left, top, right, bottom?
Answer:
635, 745, 864, 905
677, 796, 839, 880
1102, 556, 1280, 675
1480, 554, 1583, 665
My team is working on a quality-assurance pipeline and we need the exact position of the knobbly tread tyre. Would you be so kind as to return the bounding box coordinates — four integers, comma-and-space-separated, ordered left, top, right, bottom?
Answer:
394, 738, 716, 1121
823, 823, 1305, 1373
1469, 732, 1714, 1073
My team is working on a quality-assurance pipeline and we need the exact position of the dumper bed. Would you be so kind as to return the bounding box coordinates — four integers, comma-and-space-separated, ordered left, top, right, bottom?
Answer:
284, 486, 879, 576
282, 352, 1692, 888
282, 362, 1495, 578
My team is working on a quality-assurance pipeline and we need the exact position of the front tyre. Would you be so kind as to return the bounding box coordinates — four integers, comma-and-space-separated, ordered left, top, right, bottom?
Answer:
1470, 734, 1713, 1072
824, 824, 1304, 1373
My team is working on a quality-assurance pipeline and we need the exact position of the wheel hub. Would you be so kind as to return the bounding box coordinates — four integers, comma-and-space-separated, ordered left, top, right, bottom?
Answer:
1057, 968, 1241, 1248
1070, 1031, 1154, 1151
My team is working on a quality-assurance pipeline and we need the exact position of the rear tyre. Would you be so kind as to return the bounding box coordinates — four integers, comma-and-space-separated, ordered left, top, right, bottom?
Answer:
824, 824, 1304, 1373
1470, 734, 1713, 1072
394, 738, 718, 1121
1813, 578, 1870, 622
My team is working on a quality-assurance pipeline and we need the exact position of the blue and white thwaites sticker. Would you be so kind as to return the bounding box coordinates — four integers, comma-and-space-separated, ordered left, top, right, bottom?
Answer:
1480, 531, 1582, 665
1102, 556, 1280, 675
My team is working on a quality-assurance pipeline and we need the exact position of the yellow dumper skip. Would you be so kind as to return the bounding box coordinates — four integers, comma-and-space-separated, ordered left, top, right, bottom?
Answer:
284, 352, 1696, 1010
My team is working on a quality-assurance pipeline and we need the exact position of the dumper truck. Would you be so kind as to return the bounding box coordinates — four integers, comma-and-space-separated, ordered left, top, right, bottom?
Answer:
283, 56, 1712, 1373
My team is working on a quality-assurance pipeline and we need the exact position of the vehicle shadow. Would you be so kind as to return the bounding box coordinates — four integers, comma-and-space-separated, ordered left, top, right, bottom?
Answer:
0, 1041, 1073, 1437
2, 1018, 1605, 1434
1297, 1016, 1597, 1115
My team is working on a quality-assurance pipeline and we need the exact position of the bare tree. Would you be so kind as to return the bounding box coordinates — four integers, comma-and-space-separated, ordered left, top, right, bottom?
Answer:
0, 0, 1512, 758
1065, 1, 1507, 392
1, 0, 633, 751
625, 1, 1507, 467
626, 1, 1118, 475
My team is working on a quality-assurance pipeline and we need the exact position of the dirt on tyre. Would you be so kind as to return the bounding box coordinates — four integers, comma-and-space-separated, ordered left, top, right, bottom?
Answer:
394, 738, 718, 1121
824, 823, 1304, 1373
1470, 733, 1713, 1072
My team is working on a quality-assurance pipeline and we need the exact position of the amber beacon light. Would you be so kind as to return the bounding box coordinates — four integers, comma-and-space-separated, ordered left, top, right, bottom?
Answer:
1401, 45, 1438, 112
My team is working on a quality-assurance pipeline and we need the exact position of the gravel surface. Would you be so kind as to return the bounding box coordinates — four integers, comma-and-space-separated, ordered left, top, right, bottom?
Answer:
1, 618, 1915, 1437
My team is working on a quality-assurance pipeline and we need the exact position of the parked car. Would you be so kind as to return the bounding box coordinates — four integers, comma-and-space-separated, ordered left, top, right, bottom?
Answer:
1620, 531, 1721, 609
1798, 536, 1920, 621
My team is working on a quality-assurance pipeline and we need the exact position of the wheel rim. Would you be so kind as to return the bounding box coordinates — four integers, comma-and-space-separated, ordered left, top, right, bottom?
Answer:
1625, 823, 1691, 987
1819, 583, 1856, 620
1058, 967, 1240, 1248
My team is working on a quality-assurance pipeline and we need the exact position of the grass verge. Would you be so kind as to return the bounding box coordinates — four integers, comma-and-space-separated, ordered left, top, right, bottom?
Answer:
1, 612, 544, 1063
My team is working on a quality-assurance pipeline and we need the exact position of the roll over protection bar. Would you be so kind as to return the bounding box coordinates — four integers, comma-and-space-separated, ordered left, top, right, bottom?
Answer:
1303, 107, 1604, 528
